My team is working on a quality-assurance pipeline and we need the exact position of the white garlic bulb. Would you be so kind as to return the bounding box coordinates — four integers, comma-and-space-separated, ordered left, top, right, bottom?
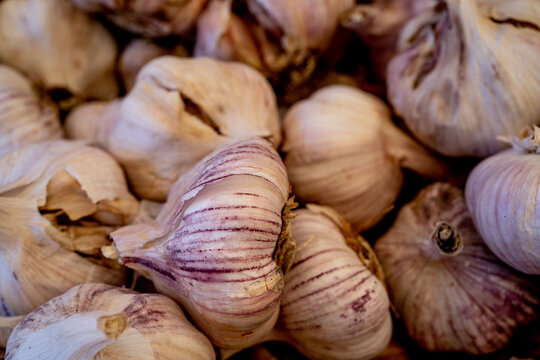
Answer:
273, 204, 392, 360
0, 140, 138, 344
466, 125, 540, 274
0, 65, 62, 156
72, 0, 208, 37
104, 137, 290, 351
66, 56, 281, 201
283, 85, 447, 231
387, 0, 540, 157
0, 0, 118, 102
375, 182, 539, 354
5, 283, 215, 359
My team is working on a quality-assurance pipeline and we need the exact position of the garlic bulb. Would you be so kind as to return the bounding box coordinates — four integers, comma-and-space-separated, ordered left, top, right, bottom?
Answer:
0, 140, 138, 343
0, 65, 62, 156
66, 56, 281, 201
283, 85, 447, 231
273, 204, 392, 360
72, 0, 208, 37
104, 137, 290, 351
466, 125, 540, 274
387, 0, 540, 157
5, 283, 215, 359
375, 182, 539, 353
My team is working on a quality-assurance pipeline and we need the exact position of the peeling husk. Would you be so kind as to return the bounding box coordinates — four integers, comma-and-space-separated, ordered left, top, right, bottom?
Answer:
66, 56, 281, 201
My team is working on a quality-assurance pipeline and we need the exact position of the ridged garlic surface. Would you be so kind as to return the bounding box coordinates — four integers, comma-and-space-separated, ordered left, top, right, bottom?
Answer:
0, 140, 138, 344
466, 125, 540, 274
0, 0, 118, 101
5, 283, 215, 360
66, 56, 281, 201
106, 138, 290, 351
72, 0, 208, 37
0, 65, 62, 156
283, 85, 447, 231
375, 182, 539, 354
387, 0, 540, 157
275, 205, 392, 360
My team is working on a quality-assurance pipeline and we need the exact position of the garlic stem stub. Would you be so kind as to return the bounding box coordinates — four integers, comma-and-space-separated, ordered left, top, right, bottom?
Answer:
283, 85, 447, 231
0, 0, 118, 102
106, 137, 290, 351
66, 56, 281, 201
375, 182, 539, 354
466, 125, 540, 274
274, 204, 392, 360
387, 0, 540, 157
5, 283, 215, 360
0, 65, 62, 156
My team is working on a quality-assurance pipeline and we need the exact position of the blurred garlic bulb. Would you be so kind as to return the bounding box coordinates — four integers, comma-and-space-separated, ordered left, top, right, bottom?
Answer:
272, 204, 392, 360
283, 85, 447, 231
72, 0, 207, 37
0, 65, 62, 156
375, 182, 539, 353
104, 138, 291, 351
0, 140, 138, 343
66, 56, 281, 201
0, 0, 118, 102
387, 0, 540, 157
5, 283, 215, 359
466, 125, 540, 274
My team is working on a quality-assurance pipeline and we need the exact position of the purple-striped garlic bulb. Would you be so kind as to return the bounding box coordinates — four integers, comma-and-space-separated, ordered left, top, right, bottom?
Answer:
66, 56, 281, 201
466, 125, 540, 274
283, 85, 447, 231
375, 182, 539, 354
103, 137, 291, 352
0, 65, 62, 156
4, 283, 215, 360
271, 204, 392, 360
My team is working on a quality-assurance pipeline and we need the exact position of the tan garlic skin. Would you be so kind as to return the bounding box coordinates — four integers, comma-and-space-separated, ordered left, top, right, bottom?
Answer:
0, 65, 62, 156
275, 205, 392, 360
66, 56, 281, 201
72, 0, 207, 37
466, 127, 540, 274
387, 0, 540, 157
283, 85, 447, 231
0, 0, 118, 101
107, 138, 289, 351
375, 182, 539, 354
5, 283, 215, 359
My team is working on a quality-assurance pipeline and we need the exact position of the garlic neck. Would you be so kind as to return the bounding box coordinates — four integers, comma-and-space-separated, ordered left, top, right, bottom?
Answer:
431, 221, 463, 257
0, 315, 24, 329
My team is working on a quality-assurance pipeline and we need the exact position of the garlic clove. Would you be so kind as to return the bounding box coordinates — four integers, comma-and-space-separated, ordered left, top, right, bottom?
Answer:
375, 182, 539, 353
67, 56, 282, 201
387, 0, 540, 157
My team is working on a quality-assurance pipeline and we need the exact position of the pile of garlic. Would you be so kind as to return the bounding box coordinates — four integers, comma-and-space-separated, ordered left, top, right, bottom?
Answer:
1, 0, 540, 359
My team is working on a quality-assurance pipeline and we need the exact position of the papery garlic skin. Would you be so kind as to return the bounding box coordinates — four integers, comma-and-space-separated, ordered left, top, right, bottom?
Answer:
67, 56, 281, 201
5, 283, 215, 360
387, 0, 540, 157
72, 0, 207, 37
375, 182, 539, 353
283, 85, 446, 231
277, 205, 392, 360
0, 65, 62, 156
107, 138, 289, 351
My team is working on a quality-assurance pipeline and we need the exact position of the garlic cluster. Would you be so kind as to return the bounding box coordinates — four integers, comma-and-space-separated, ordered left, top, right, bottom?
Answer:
466, 125, 540, 274
283, 85, 447, 231
0, 0, 118, 103
387, 0, 540, 157
375, 182, 539, 353
104, 137, 290, 351
72, 0, 208, 37
5, 283, 215, 359
67, 56, 281, 201
0, 65, 62, 156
